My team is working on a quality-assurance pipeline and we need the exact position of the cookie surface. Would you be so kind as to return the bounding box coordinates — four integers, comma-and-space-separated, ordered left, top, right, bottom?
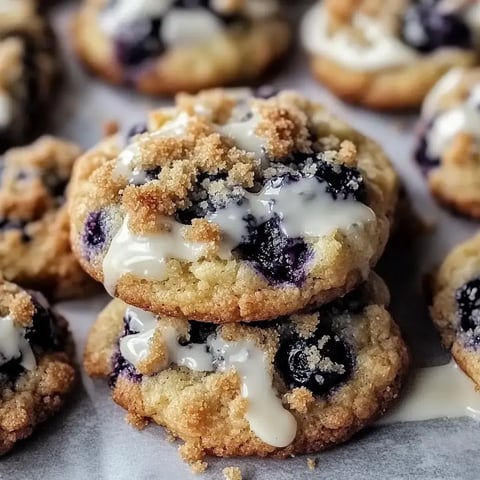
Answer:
301, 0, 479, 110
0, 0, 58, 151
73, 0, 291, 94
414, 67, 480, 218
0, 136, 97, 300
84, 273, 409, 460
69, 89, 398, 322
0, 279, 75, 455
430, 234, 480, 388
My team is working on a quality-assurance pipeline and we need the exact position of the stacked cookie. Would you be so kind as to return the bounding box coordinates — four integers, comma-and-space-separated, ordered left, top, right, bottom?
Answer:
70, 89, 409, 465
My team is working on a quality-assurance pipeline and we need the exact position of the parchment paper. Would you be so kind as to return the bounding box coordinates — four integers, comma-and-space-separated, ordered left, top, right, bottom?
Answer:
1, 2, 479, 479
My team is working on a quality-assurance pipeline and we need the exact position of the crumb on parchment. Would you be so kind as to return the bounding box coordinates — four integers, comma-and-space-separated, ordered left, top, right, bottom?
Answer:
223, 466, 243, 480
307, 457, 317, 470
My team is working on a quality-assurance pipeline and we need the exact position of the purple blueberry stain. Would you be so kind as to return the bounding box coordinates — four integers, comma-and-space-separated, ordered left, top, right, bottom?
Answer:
455, 278, 480, 348
82, 210, 109, 260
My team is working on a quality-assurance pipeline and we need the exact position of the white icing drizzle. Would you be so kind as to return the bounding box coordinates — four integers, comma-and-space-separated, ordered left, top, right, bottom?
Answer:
0, 315, 36, 371
162, 8, 223, 46
301, 3, 418, 71
379, 361, 480, 424
217, 113, 265, 157
424, 83, 480, 159
102, 216, 209, 296
0, 92, 12, 128
209, 336, 297, 448
208, 176, 376, 257
119, 306, 297, 447
119, 307, 214, 372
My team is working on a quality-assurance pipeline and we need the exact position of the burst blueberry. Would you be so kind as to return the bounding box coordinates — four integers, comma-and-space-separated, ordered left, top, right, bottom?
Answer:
236, 215, 312, 286
276, 323, 354, 396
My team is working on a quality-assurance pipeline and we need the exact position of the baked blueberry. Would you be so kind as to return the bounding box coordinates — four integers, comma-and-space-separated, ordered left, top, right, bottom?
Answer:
276, 323, 354, 395
414, 127, 440, 173
402, 0, 472, 53
113, 18, 165, 66
0, 218, 30, 242
236, 215, 312, 286
82, 210, 108, 258
455, 279, 480, 335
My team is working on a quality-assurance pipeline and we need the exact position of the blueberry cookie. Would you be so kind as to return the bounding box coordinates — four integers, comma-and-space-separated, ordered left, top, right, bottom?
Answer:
0, 136, 97, 300
0, 0, 58, 152
84, 273, 409, 460
301, 0, 480, 110
414, 67, 480, 218
73, 0, 290, 95
430, 234, 480, 388
0, 279, 75, 455
69, 89, 399, 322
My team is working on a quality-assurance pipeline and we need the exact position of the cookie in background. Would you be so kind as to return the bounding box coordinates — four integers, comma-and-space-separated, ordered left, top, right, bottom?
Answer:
0, 136, 98, 300
0, 279, 75, 455
301, 0, 480, 110
414, 66, 480, 218
73, 0, 291, 94
430, 234, 480, 388
0, 0, 58, 152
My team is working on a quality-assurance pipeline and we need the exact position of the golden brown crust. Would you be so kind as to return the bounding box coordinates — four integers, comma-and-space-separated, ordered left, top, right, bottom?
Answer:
430, 234, 480, 388
84, 274, 410, 460
69, 90, 398, 323
72, 0, 291, 94
310, 52, 476, 111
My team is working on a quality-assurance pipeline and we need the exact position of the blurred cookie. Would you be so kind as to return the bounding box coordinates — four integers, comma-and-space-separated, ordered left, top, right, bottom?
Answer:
301, 0, 480, 110
0, 280, 75, 455
430, 234, 480, 388
0, 136, 97, 300
84, 273, 409, 461
69, 89, 399, 322
0, 0, 58, 151
73, 0, 291, 94
414, 67, 480, 218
